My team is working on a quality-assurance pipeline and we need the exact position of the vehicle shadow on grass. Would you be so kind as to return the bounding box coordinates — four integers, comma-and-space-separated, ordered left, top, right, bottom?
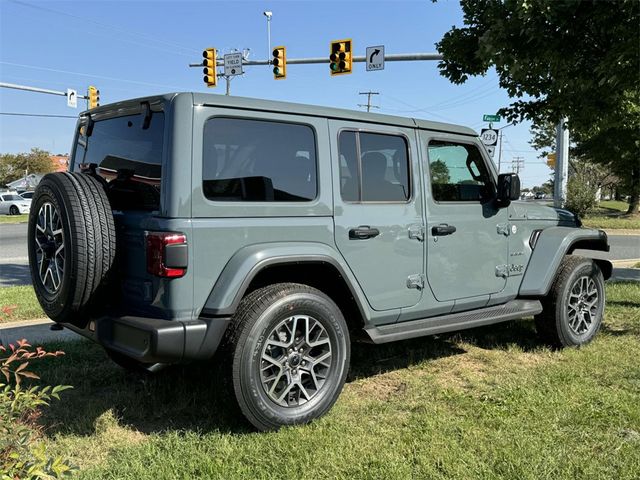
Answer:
36, 319, 543, 436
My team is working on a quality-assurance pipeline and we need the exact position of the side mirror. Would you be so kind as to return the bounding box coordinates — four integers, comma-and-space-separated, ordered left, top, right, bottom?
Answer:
497, 173, 521, 205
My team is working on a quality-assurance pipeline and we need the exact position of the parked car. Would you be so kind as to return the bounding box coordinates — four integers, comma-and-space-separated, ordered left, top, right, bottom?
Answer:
0, 192, 31, 215
534, 192, 545, 199
27, 93, 611, 430
20, 191, 34, 200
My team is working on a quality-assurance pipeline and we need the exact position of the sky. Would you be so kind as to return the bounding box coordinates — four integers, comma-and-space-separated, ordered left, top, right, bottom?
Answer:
0, 0, 553, 188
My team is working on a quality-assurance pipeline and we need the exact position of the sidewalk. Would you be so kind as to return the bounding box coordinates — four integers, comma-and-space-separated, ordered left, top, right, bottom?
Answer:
0, 318, 82, 346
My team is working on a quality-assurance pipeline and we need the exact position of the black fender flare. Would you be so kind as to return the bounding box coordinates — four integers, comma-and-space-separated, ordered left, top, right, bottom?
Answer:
519, 227, 611, 297
199, 242, 370, 320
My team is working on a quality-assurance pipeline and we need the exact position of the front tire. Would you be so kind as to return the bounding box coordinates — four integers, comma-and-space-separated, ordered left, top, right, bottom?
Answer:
227, 283, 350, 431
9, 205, 19, 215
535, 256, 605, 347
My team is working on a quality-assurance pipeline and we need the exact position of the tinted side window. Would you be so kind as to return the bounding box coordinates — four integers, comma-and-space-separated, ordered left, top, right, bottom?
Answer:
427, 141, 494, 202
338, 131, 410, 202
203, 118, 317, 202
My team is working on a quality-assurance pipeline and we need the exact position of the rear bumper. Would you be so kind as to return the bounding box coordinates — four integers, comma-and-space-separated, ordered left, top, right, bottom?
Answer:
66, 315, 231, 363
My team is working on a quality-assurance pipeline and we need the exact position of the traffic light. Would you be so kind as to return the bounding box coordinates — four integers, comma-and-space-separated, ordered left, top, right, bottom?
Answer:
88, 86, 100, 109
547, 153, 556, 169
272, 46, 286, 80
202, 48, 217, 88
329, 39, 352, 76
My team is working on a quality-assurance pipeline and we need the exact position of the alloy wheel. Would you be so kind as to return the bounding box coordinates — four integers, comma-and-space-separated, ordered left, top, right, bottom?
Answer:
34, 202, 65, 294
567, 275, 599, 335
260, 315, 333, 407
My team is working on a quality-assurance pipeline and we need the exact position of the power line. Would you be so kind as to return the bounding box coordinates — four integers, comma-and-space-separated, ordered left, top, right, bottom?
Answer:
7, 0, 198, 57
0, 61, 185, 90
426, 78, 496, 109
0, 112, 77, 118
380, 94, 457, 123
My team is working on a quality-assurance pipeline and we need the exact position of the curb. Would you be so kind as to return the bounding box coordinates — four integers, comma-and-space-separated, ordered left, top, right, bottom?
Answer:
603, 229, 640, 236
0, 318, 52, 330
611, 259, 640, 268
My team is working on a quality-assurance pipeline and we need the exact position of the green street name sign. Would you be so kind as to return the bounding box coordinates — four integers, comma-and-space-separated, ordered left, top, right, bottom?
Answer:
483, 114, 501, 122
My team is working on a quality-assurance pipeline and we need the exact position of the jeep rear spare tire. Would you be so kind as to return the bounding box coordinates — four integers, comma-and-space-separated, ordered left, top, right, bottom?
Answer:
27, 172, 116, 325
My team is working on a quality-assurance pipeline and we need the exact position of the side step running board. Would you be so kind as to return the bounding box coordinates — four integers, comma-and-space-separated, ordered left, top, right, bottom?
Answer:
365, 299, 543, 344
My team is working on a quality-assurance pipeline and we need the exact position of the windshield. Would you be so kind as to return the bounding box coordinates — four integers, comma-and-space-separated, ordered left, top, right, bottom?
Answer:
72, 111, 165, 211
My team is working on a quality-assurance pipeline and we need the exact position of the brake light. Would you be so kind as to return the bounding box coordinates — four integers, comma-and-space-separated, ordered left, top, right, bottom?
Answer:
145, 231, 188, 278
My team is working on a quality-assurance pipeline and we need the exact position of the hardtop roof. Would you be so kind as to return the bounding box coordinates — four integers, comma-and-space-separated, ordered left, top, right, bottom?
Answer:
81, 92, 478, 136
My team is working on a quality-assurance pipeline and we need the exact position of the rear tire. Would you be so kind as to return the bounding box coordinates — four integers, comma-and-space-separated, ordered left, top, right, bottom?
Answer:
27, 172, 116, 325
535, 256, 605, 347
9, 205, 19, 215
226, 283, 350, 431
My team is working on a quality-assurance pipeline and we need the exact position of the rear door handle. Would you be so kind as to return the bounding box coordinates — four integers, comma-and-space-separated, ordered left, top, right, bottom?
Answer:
431, 224, 457, 236
349, 226, 380, 240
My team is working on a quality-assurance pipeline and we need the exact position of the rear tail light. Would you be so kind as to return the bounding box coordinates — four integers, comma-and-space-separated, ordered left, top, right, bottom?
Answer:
145, 231, 188, 278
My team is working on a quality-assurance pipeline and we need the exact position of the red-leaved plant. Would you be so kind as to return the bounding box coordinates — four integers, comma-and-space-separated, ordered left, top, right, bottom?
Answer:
0, 339, 74, 478
1, 339, 65, 385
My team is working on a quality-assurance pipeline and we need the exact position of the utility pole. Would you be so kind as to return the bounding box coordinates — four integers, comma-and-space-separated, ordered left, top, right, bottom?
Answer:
358, 91, 379, 112
554, 118, 569, 208
511, 156, 525, 174
497, 130, 504, 173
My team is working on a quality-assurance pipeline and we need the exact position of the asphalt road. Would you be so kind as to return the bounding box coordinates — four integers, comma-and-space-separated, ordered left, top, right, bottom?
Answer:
1, 222, 638, 287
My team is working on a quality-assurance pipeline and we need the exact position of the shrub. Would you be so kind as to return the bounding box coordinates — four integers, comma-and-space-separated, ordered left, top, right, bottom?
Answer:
0, 339, 74, 479
565, 175, 599, 218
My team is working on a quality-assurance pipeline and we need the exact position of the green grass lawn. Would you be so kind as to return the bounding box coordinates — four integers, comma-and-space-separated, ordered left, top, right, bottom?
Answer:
582, 215, 640, 230
0, 213, 29, 224
583, 200, 640, 230
8, 282, 636, 479
0, 285, 44, 322
597, 200, 630, 213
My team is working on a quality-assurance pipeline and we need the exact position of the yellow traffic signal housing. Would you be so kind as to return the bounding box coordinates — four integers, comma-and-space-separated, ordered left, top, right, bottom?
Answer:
88, 86, 100, 109
272, 46, 287, 80
329, 39, 352, 76
547, 153, 556, 169
202, 48, 217, 88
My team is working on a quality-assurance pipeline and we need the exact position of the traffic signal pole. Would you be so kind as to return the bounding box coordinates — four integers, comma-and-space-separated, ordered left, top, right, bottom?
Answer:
189, 52, 443, 95
554, 118, 569, 208
0, 82, 89, 100
188, 52, 442, 69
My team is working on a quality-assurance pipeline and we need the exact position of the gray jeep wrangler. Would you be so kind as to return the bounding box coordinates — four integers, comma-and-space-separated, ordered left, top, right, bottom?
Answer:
27, 93, 611, 430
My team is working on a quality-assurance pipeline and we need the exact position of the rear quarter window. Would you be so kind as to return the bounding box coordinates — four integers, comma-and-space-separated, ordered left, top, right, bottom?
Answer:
202, 117, 317, 202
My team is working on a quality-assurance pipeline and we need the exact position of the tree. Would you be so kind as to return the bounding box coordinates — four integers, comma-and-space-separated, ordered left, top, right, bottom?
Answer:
430, 159, 450, 184
0, 148, 55, 186
530, 120, 631, 206
437, 0, 640, 214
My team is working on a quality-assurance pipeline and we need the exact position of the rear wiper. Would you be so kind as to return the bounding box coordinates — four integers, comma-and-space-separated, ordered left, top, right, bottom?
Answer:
86, 115, 95, 137
141, 102, 152, 130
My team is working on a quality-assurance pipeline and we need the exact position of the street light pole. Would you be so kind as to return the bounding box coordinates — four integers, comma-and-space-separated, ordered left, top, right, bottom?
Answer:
263, 11, 273, 63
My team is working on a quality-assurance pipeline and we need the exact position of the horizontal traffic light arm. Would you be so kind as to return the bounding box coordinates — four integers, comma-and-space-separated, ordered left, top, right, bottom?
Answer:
189, 52, 443, 68
0, 82, 90, 99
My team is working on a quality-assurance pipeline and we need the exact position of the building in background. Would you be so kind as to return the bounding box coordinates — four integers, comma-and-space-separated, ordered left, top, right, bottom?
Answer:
51, 155, 69, 173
